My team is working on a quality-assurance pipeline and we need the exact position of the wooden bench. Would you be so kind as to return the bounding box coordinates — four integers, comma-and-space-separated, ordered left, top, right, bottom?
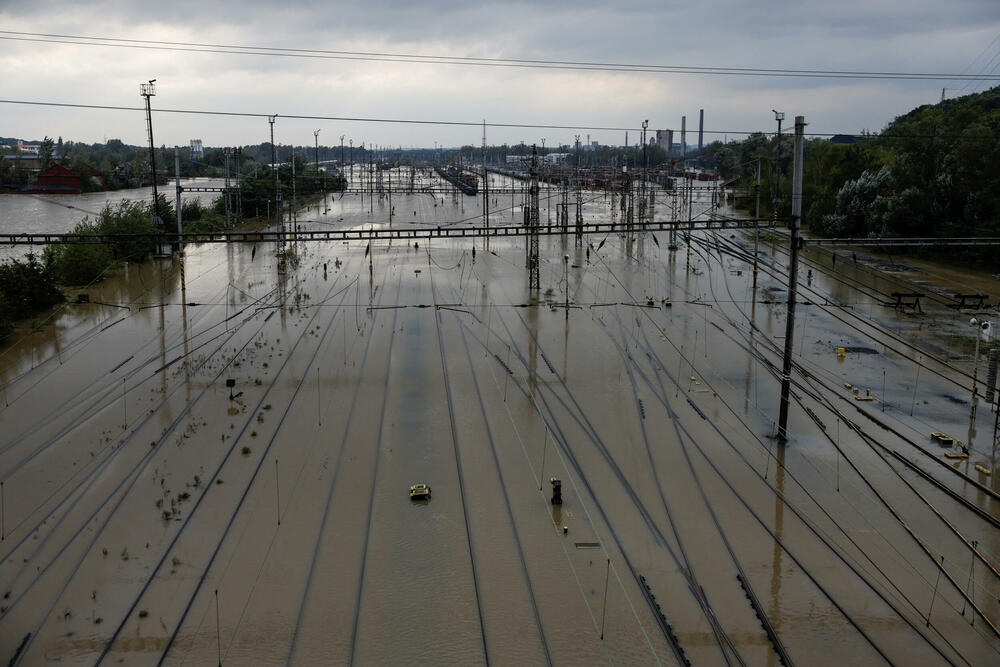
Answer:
889, 292, 923, 312
952, 293, 988, 310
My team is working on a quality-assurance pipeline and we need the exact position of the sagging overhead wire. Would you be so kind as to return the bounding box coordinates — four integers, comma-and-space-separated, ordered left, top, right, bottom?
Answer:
0, 99, 995, 141
1, 31, 999, 81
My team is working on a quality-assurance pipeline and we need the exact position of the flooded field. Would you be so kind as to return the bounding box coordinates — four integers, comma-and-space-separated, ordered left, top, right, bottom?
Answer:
1, 170, 999, 665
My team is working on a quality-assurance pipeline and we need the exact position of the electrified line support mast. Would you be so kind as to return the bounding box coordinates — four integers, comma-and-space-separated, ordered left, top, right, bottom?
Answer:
235, 147, 242, 224
174, 147, 183, 259
483, 119, 490, 249
528, 145, 541, 291
777, 115, 805, 442
574, 134, 583, 247
753, 157, 761, 289
269, 115, 285, 272
639, 120, 648, 236
224, 148, 231, 229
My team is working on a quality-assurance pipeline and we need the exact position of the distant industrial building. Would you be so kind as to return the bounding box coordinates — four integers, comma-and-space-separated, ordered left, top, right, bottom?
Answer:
655, 129, 674, 151
190, 139, 204, 160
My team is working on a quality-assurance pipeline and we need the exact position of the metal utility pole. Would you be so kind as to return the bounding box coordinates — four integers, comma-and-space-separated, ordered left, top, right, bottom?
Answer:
314, 129, 321, 174
527, 145, 541, 291
541, 138, 550, 224
483, 120, 490, 243
640, 120, 648, 228
772, 110, 784, 217
574, 135, 583, 246
753, 157, 761, 289
269, 115, 279, 224
349, 139, 353, 181
235, 147, 242, 224
340, 134, 345, 173
777, 115, 806, 442
140, 80, 160, 229
174, 147, 183, 255
224, 148, 232, 228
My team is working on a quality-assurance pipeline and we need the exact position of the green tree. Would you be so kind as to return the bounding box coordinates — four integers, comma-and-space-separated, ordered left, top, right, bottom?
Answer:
39, 136, 55, 171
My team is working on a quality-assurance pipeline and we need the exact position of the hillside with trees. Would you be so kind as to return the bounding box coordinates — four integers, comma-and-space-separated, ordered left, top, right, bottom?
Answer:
697, 87, 999, 245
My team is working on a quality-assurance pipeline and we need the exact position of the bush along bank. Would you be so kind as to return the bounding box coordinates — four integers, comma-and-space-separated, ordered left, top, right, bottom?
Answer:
0, 253, 65, 342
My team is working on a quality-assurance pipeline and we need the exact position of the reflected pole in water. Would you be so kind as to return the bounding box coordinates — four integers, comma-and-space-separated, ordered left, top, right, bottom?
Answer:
768, 442, 787, 633
910, 357, 922, 416
600, 557, 611, 640
539, 429, 548, 490
926, 555, 944, 626
215, 588, 222, 666
275, 458, 281, 526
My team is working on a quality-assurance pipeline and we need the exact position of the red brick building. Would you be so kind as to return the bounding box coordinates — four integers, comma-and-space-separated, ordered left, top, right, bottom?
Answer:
34, 164, 82, 192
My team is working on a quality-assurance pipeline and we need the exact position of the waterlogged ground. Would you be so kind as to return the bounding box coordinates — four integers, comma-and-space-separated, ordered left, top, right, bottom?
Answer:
1, 170, 999, 665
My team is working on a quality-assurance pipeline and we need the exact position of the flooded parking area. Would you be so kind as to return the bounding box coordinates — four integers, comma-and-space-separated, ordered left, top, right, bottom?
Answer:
1, 171, 999, 665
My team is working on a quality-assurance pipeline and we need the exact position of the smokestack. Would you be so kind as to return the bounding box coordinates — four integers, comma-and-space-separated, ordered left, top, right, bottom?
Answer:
681, 116, 686, 157
698, 109, 704, 150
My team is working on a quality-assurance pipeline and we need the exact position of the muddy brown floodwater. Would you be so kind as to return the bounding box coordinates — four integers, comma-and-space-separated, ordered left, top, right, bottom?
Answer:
1, 169, 999, 665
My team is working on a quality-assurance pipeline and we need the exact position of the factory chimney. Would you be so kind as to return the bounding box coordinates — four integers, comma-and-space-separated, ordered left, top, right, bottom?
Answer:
681, 116, 686, 157
698, 109, 704, 150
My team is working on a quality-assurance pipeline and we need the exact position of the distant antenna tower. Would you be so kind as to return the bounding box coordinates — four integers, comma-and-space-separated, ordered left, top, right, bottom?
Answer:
140, 80, 160, 229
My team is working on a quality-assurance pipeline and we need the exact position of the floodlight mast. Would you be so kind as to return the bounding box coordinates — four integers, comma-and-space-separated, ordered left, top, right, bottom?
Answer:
140, 81, 160, 232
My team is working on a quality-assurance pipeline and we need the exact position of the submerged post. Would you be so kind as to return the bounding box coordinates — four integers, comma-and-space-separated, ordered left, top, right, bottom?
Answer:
777, 115, 805, 442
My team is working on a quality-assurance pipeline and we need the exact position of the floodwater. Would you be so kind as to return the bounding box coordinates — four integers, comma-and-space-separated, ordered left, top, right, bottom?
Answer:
0, 178, 226, 262
1, 168, 999, 665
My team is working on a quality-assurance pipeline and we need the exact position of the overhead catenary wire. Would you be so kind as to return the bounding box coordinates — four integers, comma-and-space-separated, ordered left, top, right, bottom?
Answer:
0, 99, 995, 141
1, 31, 999, 81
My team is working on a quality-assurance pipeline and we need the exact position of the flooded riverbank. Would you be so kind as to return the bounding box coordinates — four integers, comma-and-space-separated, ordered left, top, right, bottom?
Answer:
1, 170, 998, 665
0, 178, 226, 262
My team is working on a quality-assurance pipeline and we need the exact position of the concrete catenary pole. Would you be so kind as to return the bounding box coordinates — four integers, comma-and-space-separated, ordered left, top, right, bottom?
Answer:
777, 115, 806, 441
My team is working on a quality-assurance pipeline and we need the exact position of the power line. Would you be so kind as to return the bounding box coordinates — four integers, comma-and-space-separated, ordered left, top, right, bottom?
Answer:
955, 32, 1000, 92
2, 31, 1000, 81
0, 98, 994, 141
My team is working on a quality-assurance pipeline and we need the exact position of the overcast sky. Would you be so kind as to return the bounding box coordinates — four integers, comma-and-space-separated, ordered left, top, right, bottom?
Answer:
1, 0, 998, 149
